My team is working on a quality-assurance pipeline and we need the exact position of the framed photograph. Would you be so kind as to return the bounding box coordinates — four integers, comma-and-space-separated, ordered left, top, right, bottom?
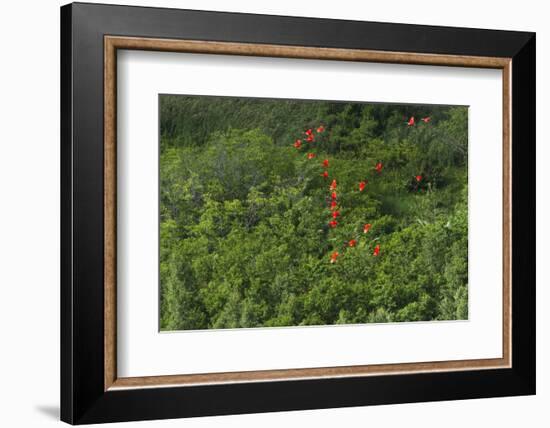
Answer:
60, 2, 535, 424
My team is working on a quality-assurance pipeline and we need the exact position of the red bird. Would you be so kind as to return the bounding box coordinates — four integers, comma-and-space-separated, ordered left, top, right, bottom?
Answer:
330, 201, 338, 210
321, 171, 329, 179
330, 179, 337, 190
407, 116, 415, 126
415, 175, 422, 182
307, 153, 316, 159
332, 210, 340, 219
331, 191, 337, 200
373, 244, 380, 256
330, 251, 339, 263
329, 220, 338, 228
306, 134, 315, 142
375, 162, 383, 174
363, 223, 372, 234
348, 239, 357, 248
317, 125, 325, 133
359, 181, 367, 192
293, 139, 302, 149
322, 159, 329, 168
421, 117, 431, 123
305, 128, 313, 136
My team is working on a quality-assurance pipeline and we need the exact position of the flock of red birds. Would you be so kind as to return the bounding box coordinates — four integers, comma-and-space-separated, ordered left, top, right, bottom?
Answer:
292, 116, 429, 264
408, 116, 431, 126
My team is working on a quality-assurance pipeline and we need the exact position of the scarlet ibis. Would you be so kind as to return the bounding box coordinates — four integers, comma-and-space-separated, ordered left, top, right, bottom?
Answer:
363, 223, 372, 234
294, 139, 302, 149
349, 239, 357, 247
307, 153, 316, 159
330, 251, 339, 263
375, 162, 383, 174
373, 244, 380, 256
421, 117, 431, 123
359, 181, 367, 192
329, 220, 338, 228
407, 116, 415, 126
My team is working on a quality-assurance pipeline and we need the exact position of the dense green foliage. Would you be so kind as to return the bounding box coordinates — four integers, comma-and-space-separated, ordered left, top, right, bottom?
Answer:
159, 95, 468, 331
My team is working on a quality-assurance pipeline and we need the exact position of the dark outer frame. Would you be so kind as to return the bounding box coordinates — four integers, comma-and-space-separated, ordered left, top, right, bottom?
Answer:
61, 2, 535, 424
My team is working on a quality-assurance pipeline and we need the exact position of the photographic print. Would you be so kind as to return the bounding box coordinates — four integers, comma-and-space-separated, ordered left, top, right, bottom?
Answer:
159, 95, 468, 331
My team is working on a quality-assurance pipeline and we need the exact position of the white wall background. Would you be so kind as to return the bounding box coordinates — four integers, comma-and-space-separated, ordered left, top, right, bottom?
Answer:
0, 0, 546, 426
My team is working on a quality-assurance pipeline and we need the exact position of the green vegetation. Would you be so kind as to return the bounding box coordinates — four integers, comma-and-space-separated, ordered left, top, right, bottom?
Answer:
159, 95, 468, 331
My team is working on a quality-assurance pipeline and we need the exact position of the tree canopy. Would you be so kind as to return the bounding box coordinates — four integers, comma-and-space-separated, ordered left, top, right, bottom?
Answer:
159, 95, 468, 331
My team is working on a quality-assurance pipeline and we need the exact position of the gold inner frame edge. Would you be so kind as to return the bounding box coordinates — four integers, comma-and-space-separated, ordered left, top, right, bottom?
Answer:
104, 36, 512, 391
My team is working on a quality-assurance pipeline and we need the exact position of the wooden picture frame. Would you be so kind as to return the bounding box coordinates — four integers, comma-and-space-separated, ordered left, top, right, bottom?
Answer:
61, 2, 535, 424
